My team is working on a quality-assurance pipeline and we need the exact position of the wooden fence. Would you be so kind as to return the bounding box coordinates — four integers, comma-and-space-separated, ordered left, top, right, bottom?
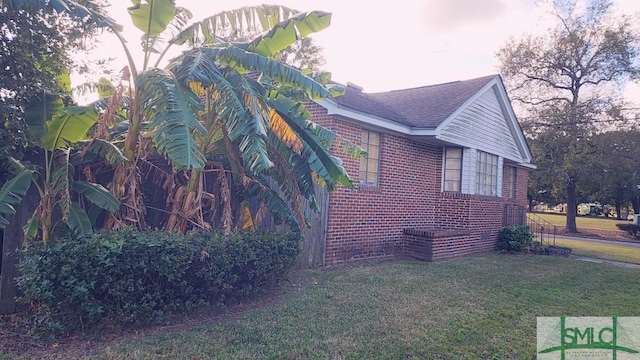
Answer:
255, 183, 329, 269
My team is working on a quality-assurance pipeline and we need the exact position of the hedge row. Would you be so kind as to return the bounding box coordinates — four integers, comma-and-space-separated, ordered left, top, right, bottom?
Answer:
16, 229, 300, 335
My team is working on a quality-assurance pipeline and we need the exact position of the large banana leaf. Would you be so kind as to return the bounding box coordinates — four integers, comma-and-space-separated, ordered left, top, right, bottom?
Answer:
222, 72, 273, 174
127, 0, 176, 37
0, 169, 34, 229
147, 6, 192, 65
40, 106, 100, 150
180, 46, 331, 100
22, 217, 39, 240
24, 92, 65, 141
51, 149, 72, 222
75, 139, 128, 166
67, 202, 92, 237
267, 93, 353, 190
169, 5, 298, 46
246, 11, 332, 57
266, 131, 317, 210
72, 181, 120, 212
136, 68, 206, 170
171, 54, 274, 173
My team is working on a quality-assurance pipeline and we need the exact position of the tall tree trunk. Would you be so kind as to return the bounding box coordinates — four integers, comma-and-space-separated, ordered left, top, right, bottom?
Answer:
565, 177, 577, 233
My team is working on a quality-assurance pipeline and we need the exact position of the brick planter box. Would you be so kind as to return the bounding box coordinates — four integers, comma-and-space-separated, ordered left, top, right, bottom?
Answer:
402, 228, 477, 261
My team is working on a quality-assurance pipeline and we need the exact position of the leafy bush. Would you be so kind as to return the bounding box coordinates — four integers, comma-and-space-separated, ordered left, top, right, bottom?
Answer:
496, 225, 534, 252
17, 229, 300, 335
186, 230, 301, 302
616, 223, 640, 238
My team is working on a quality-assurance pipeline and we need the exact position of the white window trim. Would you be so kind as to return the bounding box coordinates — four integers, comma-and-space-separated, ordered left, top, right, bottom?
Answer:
442, 147, 504, 197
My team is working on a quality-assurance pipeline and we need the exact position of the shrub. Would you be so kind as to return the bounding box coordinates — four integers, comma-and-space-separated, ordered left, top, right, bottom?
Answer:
186, 230, 301, 302
17, 229, 194, 333
496, 225, 534, 252
616, 223, 640, 238
17, 229, 301, 336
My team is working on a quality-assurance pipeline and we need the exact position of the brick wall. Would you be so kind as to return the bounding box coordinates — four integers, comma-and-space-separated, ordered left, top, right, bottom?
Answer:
307, 102, 529, 266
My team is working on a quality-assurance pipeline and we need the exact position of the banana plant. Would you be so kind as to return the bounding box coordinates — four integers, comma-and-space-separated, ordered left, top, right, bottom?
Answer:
19, 96, 122, 242
80, 2, 356, 233
159, 9, 366, 233
0, 159, 34, 230
13, 0, 362, 234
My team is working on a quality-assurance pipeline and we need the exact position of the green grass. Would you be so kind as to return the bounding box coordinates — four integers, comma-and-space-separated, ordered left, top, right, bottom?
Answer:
554, 238, 640, 264
532, 212, 627, 231
8, 255, 640, 359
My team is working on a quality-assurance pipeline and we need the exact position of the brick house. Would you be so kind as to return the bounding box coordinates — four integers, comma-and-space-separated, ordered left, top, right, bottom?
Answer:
305, 74, 534, 266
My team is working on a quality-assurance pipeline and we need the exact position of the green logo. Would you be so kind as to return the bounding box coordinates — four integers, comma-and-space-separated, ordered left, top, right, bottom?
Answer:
538, 317, 640, 359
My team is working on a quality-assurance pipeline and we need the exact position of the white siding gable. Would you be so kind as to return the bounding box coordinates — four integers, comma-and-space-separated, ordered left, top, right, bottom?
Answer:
436, 85, 524, 163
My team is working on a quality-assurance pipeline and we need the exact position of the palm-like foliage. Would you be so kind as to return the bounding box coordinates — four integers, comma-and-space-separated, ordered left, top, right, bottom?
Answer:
17, 104, 122, 242
159, 9, 361, 233
7, 1, 360, 237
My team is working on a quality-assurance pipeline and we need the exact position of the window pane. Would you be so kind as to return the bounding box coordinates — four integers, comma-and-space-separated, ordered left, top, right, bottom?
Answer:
475, 150, 498, 196
368, 159, 378, 173
360, 130, 380, 186
446, 158, 461, 169
444, 180, 459, 192
369, 132, 380, 144
509, 167, 516, 198
443, 147, 462, 192
445, 169, 460, 181
368, 144, 379, 159
447, 147, 462, 158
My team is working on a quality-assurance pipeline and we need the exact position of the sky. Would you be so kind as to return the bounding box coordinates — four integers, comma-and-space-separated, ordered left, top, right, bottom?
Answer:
93, 0, 640, 94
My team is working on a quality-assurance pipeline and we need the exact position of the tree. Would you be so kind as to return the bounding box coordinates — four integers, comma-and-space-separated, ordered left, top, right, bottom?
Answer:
590, 130, 640, 218
498, 0, 640, 232
276, 36, 326, 70
0, 4, 102, 164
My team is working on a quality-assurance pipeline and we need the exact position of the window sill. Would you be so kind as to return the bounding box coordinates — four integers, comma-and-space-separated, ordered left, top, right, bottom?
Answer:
357, 184, 381, 193
441, 191, 501, 199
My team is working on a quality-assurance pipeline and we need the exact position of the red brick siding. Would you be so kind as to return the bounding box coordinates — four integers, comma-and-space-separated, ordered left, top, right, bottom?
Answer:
307, 102, 529, 266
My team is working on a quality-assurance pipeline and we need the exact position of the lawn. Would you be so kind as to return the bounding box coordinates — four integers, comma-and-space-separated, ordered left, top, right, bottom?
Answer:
531, 212, 627, 231
6, 254, 639, 359
554, 237, 640, 264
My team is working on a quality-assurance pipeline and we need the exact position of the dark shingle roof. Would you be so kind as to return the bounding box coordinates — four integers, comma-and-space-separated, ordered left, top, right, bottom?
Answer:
333, 74, 498, 128
332, 84, 406, 122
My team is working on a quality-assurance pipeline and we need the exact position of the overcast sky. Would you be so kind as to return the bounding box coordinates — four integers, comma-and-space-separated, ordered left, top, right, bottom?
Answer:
97, 0, 640, 94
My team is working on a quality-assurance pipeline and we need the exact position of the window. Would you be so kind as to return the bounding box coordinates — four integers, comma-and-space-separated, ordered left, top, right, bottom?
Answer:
476, 151, 498, 196
359, 130, 380, 186
443, 147, 462, 192
508, 166, 517, 198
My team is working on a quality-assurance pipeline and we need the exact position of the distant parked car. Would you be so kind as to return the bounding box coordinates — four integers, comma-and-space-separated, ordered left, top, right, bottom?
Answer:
628, 214, 635, 222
